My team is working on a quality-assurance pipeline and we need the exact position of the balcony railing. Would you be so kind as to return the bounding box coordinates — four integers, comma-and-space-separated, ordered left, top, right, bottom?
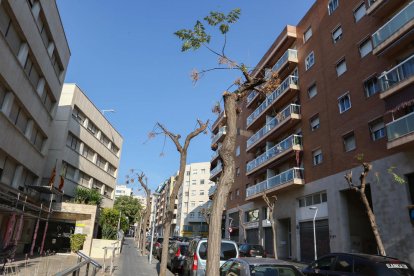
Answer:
210, 162, 222, 178
386, 111, 414, 141
379, 54, 414, 92
246, 135, 302, 173
247, 75, 299, 127
246, 167, 304, 198
272, 49, 298, 73
247, 104, 301, 149
372, 2, 414, 48
212, 126, 227, 145
247, 91, 258, 105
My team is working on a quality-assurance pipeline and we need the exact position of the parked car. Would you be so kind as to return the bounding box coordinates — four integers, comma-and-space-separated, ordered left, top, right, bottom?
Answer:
302, 252, 414, 276
239, 244, 267, 258
167, 241, 189, 274
182, 238, 239, 276
220, 257, 304, 276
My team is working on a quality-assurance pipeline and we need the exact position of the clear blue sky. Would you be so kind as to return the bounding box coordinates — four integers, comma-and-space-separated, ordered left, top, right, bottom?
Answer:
57, 0, 315, 194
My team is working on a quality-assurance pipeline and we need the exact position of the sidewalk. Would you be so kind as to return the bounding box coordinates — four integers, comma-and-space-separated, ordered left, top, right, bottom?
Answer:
113, 238, 174, 276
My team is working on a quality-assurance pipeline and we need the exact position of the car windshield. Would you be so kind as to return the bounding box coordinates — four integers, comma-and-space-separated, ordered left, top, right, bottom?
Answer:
250, 265, 302, 276
198, 242, 237, 260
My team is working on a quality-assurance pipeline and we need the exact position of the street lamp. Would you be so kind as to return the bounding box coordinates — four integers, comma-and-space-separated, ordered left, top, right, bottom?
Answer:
101, 109, 115, 115
309, 206, 318, 260
149, 192, 160, 264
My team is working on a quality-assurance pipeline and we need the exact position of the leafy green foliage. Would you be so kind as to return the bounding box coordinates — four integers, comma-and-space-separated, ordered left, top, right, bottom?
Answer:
174, 8, 241, 52
73, 187, 102, 206
99, 208, 128, 240
388, 166, 406, 184
114, 195, 143, 223
70, 234, 86, 252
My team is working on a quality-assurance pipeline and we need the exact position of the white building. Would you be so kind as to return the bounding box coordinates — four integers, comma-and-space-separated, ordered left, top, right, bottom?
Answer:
45, 84, 123, 207
175, 162, 214, 237
115, 185, 133, 198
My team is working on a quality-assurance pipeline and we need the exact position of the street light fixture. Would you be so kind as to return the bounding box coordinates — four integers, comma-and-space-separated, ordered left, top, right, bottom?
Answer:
149, 192, 161, 264
309, 206, 318, 260
101, 109, 115, 115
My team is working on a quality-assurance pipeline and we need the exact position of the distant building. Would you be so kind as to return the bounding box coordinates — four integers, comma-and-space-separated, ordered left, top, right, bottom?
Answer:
133, 194, 147, 207
45, 84, 123, 207
115, 185, 133, 198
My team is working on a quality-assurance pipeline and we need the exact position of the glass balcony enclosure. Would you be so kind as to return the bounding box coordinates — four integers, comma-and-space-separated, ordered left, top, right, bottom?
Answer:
246, 167, 304, 198
247, 104, 301, 148
379, 54, 414, 92
386, 111, 414, 141
210, 162, 222, 178
372, 2, 414, 48
246, 134, 302, 173
247, 75, 299, 126
212, 126, 226, 145
271, 49, 297, 73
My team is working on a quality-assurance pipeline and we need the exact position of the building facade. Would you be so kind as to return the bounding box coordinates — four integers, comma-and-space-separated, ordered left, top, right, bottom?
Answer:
115, 184, 133, 198
0, 0, 70, 253
176, 162, 214, 237
45, 84, 123, 207
212, 0, 414, 265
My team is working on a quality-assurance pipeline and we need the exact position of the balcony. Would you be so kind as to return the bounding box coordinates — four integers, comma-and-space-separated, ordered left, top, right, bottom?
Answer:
210, 162, 222, 180
379, 54, 414, 99
247, 75, 299, 130
246, 104, 301, 151
212, 126, 227, 146
372, 2, 414, 55
246, 135, 302, 175
246, 167, 304, 200
211, 145, 222, 166
367, 0, 406, 18
386, 111, 414, 149
212, 112, 226, 132
246, 50, 298, 107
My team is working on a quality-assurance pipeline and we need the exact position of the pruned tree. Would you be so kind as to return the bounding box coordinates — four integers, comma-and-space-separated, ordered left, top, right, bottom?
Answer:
262, 193, 278, 259
175, 9, 280, 275
345, 162, 386, 256
201, 204, 212, 225
126, 171, 151, 255
151, 120, 208, 276
236, 205, 246, 243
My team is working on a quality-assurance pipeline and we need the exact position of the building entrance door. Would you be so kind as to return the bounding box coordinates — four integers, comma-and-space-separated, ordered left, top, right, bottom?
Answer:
300, 219, 330, 262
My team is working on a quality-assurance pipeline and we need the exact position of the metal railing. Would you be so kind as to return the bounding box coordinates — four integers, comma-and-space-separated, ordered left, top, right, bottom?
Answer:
247, 91, 258, 105
212, 126, 227, 144
246, 135, 302, 173
246, 167, 304, 198
247, 75, 299, 126
372, 1, 414, 48
210, 162, 222, 178
386, 112, 414, 141
379, 54, 414, 92
54, 251, 102, 276
247, 104, 301, 148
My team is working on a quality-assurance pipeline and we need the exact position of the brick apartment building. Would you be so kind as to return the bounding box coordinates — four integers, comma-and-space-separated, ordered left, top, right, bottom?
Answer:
210, 0, 414, 264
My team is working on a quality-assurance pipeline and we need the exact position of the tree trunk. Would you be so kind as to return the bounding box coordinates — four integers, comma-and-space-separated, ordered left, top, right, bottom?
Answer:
270, 219, 278, 259
206, 93, 237, 276
141, 200, 152, 255
359, 187, 386, 256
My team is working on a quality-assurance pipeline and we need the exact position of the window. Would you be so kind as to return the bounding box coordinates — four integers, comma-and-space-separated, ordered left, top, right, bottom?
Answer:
343, 132, 356, 152
332, 26, 343, 43
359, 39, 372, 58
66, 133, 80, 152
72, 107, 86, 124
322, 192, 327, 202
82, 145, 94, 161
191, 201, 195, 207
1, 157, 16, 186
310, 115, 320, 131
30, 127, 44, 151
245, 209, 259, 222
338, 93, 351, 113
191, 190, 196, 196
9, 102, 28, 133
305, 52, 315, 70
236, 167, 240, 177
229, 192, 233, 200
236, 189, 240, 196
335, 255, 353, 272
185, 191, 189, 197
87, 121, 98, 136
192, 169, 197, 175
354, 3, 366, 22
369, 119, 385, 141
199, 190, 204, 196
313, 149, 323, 165
336, 59, 347, 76
185, 181, 190, 186
235, 146, 240, 156
40, 87, 55, 113
308, 84, 317, 98
201, 169, 205, 174
96, 156, 106, 169
0, 151, 6, 180
304, 27, 312, 42
328, 0, 339, 15
107, 164, 116, 176
0, 4, 22, 56
200, 179, 205, 185
24, 56, 41, 88
79, 171, 91, 187
364, 76, 380, 97
0, 83, 6, 108
109, 143, 119, 155
192, 179, 196, 185
189, 212, 194, 218
65, 163, 76, 181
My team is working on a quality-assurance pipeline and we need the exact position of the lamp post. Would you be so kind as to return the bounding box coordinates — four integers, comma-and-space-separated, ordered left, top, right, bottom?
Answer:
101, 109, 115, 115
309, 206, 318, 260
149, 192, 160, 264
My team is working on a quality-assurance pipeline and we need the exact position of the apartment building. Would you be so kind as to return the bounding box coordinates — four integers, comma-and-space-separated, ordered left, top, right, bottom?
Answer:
115, 184, 133, 198
45, 84, 123, 207
176, 162, 214, 237
0, 0, 70, 253
154, 176, 176, 236
212, 0, 414, 264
